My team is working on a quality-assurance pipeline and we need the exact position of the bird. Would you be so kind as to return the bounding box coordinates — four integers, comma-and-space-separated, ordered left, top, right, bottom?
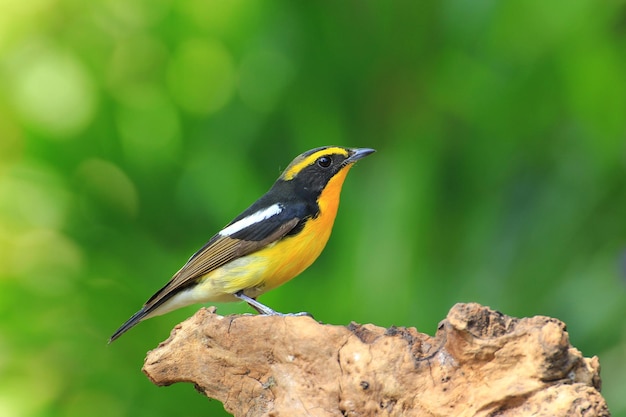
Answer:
109, 145, 375, 343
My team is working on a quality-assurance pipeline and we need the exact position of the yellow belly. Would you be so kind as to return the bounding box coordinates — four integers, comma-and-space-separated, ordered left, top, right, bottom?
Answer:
192, 211, 332, 300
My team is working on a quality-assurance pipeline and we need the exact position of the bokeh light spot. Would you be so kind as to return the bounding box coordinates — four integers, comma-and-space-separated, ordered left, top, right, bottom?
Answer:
0, 162, 69, 232
11, 229, 83, 296
7, 42, 97, 138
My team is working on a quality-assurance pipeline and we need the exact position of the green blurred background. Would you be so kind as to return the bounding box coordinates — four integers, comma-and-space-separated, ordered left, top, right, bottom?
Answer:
1, 0, 625, 416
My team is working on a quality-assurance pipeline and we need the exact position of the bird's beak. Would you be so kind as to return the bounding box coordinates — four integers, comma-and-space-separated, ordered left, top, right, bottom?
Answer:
347, 148, 376, 163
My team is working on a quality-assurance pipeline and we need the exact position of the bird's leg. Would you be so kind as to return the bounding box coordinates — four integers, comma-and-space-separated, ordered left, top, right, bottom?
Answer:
234, 291, 278, 315
234, 291, 313, 318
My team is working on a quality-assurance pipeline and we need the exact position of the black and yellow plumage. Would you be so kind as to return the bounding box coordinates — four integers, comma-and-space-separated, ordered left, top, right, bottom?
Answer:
109, 146, 375, 342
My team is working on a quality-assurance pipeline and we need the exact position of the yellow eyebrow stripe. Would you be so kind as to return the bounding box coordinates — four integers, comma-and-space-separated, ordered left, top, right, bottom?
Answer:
281, 147, 349, 180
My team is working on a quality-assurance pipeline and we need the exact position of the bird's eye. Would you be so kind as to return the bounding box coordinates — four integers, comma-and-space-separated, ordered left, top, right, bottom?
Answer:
317, 156, 332, 168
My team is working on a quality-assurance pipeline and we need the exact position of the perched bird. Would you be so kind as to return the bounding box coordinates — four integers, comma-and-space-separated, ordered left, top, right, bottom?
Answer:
109, 145, 375, 343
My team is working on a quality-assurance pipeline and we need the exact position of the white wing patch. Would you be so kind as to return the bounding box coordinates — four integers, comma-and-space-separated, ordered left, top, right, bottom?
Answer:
219, 203, 283, 237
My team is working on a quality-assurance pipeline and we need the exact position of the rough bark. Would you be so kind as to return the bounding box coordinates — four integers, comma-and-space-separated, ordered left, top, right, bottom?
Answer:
142, 303, 609, 417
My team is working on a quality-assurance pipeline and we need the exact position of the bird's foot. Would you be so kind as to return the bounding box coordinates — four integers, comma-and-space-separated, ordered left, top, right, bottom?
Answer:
270, 311, 314, 319
233, 291, 314, 319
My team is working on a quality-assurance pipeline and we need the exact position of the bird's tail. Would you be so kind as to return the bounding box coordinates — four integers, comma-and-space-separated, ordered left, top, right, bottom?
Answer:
108, 307, 149, 343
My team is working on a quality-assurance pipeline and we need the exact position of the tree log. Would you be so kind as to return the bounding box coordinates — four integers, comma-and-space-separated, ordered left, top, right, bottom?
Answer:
142, 303, 609, 417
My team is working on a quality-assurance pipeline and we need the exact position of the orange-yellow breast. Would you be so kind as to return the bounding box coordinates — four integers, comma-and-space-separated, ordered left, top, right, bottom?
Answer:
251, 164, 353, 291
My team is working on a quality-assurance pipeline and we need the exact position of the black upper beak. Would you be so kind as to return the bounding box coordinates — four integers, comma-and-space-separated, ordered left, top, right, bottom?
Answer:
348, 148, 376, 163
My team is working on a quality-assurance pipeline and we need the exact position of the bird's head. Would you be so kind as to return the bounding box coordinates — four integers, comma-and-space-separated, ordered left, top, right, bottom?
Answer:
278, 146, 375, 196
